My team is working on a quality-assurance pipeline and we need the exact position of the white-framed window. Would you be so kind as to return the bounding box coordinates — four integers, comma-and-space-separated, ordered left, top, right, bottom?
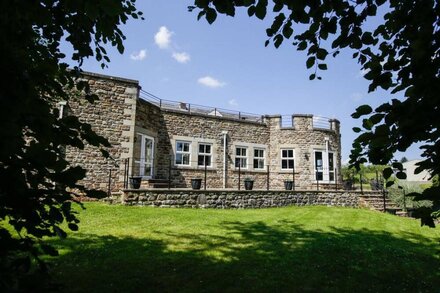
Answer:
281, 149, 295, 170
235, 146, 248, 169
198, 143, 212, 167
175, 141, 191, 166
253, 148, 265, 170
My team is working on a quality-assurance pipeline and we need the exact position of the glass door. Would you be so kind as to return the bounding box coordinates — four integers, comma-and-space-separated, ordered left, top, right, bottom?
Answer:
314, 151, 335, 182
135, 134, 154, 178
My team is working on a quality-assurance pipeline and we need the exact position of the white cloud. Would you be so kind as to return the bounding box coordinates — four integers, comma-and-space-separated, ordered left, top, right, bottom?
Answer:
197, 76, 226, 88
228, 99, 239, 107
350, 92, 364, 102
172, 52, 190, 63
130, 49, 147, 61
154, 26, 173, 49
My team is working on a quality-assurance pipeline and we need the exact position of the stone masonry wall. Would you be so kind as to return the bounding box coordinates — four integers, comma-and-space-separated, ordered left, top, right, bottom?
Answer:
64, 72, 138, 193
268, 115, 341, 190
135, 100, 271, 189
134, 99, 341, 190
122, 190, 360, 208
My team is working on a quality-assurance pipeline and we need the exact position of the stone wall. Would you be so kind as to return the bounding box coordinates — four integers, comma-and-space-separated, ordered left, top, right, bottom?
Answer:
135, 100, 271, 189
267, 115, 342, 189
122, 189, 361, 208
64, 72, 342, 193
64, 72, 139, 193
134, 99, 341, 190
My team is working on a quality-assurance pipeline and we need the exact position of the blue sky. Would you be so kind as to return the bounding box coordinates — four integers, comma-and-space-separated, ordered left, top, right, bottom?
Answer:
63, 0, 421, 163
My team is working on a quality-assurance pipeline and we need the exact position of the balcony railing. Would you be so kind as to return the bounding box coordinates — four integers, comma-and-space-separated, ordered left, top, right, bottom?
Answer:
140, 90, 264, 123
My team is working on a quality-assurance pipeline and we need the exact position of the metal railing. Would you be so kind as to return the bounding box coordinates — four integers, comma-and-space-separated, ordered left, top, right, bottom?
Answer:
140, 90, 265, 123
123, 156, 342, 191
280, 115, 294, 128
313, 116, 332, 129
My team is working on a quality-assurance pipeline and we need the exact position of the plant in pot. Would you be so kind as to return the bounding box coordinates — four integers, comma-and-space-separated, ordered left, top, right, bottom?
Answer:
129, 176, 142, 189
191, 178, 202, 190
244, 177, 254, 190
284, 180, 294, 190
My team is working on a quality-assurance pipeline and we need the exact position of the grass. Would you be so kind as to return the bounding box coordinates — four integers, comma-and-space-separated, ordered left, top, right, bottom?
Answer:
46, 203, 440, 292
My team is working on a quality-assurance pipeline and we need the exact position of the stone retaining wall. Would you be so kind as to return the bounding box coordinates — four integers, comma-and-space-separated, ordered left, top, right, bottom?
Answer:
122, 190, 365, 209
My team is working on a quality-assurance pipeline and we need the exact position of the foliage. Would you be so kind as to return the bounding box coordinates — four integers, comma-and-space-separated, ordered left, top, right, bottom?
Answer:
189, 0, 440, 226
46, 203, 440, 292
0, 0, 142, 290
388, 181, 432, 210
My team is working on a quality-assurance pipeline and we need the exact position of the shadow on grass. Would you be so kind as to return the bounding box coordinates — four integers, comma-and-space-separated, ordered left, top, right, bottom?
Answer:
47, 222, 439, 292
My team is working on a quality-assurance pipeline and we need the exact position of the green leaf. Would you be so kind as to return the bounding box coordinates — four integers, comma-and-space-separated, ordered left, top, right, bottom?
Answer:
352, 105, 373, 118
206, 8, 217, 24
316, 48, 328, 60
255, 0, 267, 19
383, 167, 393, 179
282, 23, 293, 39
306, 56, 315, 69
68, 223, 79, 231
274, 34, 283, 48
318, 64, 327, 70
309, 74, 316, 80
297, 41, 307, 51
396, 172, 407, 180
353, 127, 362, 133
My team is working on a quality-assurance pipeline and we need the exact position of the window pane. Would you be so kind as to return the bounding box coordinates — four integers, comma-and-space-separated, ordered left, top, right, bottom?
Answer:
328, 153, 334, 169
198, 155, 204, 166
242, 148, 247, 156
236, 148, 240, 156
199, 144, 204, 153
176, 153, 182, 164
183, 154, 190, 165
254, 149, 258, 157
183, 143, 189, 152
205, 144, 211, 154
206, 156, 211, 166
282, 150, 287, 157
176, 142, 183, 152
288, 150, 293, 157
235, 158, 240, 167
282, 160, 287, 169
316, 171, 323, 181
288, 160, 294, 169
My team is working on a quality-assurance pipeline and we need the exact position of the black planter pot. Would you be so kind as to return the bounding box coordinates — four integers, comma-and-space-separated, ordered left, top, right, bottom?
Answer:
129, 176, 142, 189
191, 178, 202, 190
284, 180, 293, 190
244, 180, 254, 190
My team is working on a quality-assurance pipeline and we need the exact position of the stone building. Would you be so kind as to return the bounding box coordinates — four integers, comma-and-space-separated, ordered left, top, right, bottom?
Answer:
65, 71, 342, 193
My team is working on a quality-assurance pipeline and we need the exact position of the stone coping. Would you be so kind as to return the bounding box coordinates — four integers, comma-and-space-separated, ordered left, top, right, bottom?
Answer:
81, 70, 139, 85
123, 188, 380, 194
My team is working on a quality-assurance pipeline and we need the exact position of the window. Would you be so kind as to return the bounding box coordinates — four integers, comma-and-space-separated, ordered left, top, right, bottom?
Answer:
253, 148, 265, 169
328, 152, 335, 181
175, 141, 191, 166
235, 147, 248, 169
315, 151, 324, 180
198, 143, 212, 167
281, 149, 295, 170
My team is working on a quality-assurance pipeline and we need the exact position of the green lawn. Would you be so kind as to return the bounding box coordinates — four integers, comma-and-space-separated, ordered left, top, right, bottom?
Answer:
46, 203, 440, 292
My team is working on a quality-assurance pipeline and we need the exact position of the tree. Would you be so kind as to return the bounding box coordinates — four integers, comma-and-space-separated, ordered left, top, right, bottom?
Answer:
0, 0, 143, 290
400, 157, 409, 164
189, 0, 439, 226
